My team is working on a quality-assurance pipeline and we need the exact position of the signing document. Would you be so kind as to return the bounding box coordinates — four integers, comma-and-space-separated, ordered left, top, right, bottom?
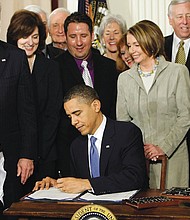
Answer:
24, 187, 139, 202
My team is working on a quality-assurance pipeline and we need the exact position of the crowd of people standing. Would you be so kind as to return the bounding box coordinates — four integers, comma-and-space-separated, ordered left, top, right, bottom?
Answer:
0, 1, 190, 219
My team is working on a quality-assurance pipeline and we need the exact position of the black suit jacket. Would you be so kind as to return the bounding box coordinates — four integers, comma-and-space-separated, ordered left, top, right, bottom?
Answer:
55, 49, 118, 119
165, 34, 190, 72
0, 41, 37, 157
45, 43, 65, 59
0, 41, 37, 208
70, 118, 148, 194
32, 54, 62, 162
54, 49, 118, 176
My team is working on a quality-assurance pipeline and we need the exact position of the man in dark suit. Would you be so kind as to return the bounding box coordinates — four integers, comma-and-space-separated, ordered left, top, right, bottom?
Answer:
48, 7, 70, 51
0, 40, 37, 213
34, 85, 147, 194
164, 0, 190, 70
164, 0, 190, 185
54, 12, 118, 177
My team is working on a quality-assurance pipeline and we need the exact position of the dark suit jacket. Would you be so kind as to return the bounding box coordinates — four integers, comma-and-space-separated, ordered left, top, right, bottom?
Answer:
70, 118, 148, 195
55, 49, 118, 119
32, 53, 62, 162
165, 34, 190, 72
44, 43, 65, 59
165, 34, 190, 185
0, 41, 37, 157
54, 49, 118, 176
0, 41, 37, 208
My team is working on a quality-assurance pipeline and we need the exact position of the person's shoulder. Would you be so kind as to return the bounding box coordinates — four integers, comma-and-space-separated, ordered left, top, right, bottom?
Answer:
108, 118, 141, 133
92, 50, 115, 64
54, 49, 70, 61
164, 33, 173, 42
0, 40, 24, 55
71, 135, 86, 149
37, 53, 59, 66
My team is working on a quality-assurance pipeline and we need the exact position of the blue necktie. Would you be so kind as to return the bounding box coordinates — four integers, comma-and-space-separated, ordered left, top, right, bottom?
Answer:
90, 136, 100, 178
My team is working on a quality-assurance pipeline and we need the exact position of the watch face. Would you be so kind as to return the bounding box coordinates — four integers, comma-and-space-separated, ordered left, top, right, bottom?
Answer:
71, 204, 117, 220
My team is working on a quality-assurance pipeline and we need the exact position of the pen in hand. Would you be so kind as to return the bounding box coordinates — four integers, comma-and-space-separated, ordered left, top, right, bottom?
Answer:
58, 170, 63, 178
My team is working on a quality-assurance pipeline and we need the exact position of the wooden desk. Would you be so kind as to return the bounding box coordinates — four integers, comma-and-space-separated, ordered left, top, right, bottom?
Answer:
3, 189, 190, 219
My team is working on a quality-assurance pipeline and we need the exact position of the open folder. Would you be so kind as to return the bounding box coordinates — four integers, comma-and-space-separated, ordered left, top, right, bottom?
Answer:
24, 187, 139, 202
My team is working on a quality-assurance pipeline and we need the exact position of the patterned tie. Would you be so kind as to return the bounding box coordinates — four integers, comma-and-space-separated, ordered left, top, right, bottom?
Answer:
81, 60, 93, 88
90, 136, 100, 178
175, 40, 186, 65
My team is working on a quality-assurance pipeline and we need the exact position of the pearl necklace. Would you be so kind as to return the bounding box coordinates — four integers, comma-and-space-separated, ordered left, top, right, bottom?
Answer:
137, 57, 159, 77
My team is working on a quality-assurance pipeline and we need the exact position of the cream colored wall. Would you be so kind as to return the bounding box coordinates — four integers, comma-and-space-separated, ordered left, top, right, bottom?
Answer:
107, 0, 173, 36
0, 0, 173, 42
0, 0, 51, 41
60, 0, 173, 36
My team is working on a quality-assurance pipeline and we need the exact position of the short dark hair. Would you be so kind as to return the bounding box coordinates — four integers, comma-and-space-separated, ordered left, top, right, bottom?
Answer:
64, 12, 93, 35
64, 84, 100, 105
127, 20, 165, 58
7, 9, 46, 53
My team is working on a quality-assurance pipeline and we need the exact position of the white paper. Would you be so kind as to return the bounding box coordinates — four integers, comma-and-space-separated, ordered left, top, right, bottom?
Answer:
24, 187, 80, 201
79, 190, 139, 202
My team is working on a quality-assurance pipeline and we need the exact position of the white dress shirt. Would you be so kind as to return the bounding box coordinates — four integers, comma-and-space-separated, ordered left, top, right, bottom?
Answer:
88, 115, 107, 176
172, 33, 190, 62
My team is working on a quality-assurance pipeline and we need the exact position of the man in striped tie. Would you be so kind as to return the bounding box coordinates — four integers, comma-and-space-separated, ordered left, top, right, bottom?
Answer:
34, 85, 148, 195
164, 0, 190, 186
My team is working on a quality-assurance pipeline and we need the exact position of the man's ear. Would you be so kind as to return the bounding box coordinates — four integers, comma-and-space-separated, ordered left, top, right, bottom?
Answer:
168, 15, 172, 25
92, 99, 101, 112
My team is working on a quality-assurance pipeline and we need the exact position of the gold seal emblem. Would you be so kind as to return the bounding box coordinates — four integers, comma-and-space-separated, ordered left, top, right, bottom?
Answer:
71, 204, 117, 220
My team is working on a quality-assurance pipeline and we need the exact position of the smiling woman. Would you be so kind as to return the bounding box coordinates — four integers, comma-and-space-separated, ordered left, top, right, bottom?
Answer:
117, 19, 190, 190
99, 13, 127, 62
6, 9, 63, 193
7, 9, 46, 72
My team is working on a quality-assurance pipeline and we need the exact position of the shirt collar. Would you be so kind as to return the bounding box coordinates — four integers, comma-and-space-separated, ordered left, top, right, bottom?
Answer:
74, 51, 93, 69
88, 115, 107, 142
173, 33, 190, 46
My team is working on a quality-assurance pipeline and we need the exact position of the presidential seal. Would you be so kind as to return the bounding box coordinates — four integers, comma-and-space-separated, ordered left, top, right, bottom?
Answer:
71, 204, 117, 220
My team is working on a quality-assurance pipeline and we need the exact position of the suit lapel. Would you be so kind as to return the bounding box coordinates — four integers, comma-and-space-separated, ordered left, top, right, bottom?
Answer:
92, 52, 103, 92
32, 54, 46, 84
128, 64, 146, 92
100, 119, 115, 175
80, 136, 91, 178
0, 42, 9, 77
66, 51, 84, 83
165, 34, 173, 61
186, 49, 190, 71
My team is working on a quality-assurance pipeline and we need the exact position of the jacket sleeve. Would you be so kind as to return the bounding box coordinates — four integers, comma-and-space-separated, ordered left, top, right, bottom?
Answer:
116, 71, 132, 122
18, 51, 38, 160
159, 65, 190, 157
39, 60, 63, 160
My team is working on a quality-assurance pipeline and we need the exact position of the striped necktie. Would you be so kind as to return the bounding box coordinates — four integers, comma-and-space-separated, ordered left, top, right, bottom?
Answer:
81, 60, 93, 88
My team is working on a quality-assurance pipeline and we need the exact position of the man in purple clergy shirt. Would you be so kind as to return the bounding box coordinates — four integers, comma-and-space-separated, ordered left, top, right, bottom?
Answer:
54, 12, 118, 178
